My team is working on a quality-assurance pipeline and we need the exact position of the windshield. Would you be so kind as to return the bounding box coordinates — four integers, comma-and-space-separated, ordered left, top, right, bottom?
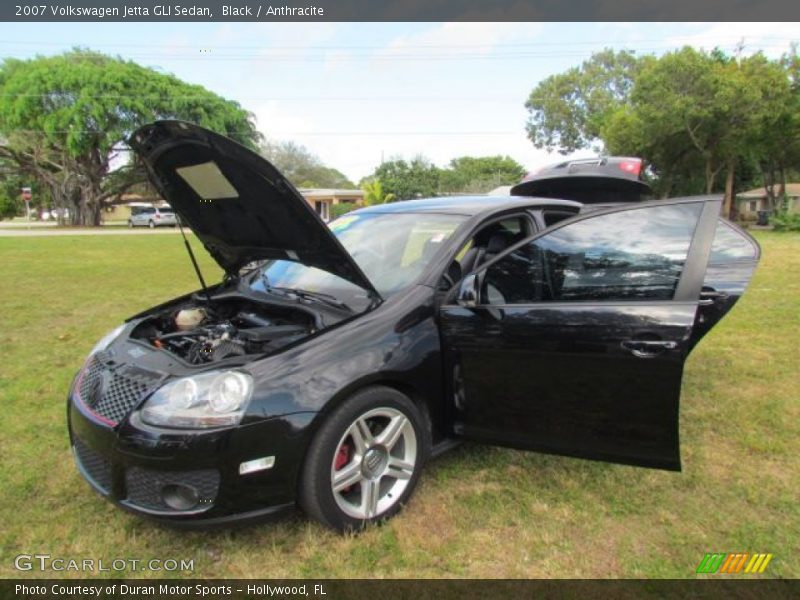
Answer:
250, 212, 465, 310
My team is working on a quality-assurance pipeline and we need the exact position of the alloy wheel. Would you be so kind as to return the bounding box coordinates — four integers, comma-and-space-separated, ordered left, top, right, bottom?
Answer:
330, 407, 417, 520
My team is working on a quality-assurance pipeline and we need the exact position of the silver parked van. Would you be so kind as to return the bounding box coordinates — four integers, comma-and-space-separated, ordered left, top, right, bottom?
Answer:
128, 205, 177, 228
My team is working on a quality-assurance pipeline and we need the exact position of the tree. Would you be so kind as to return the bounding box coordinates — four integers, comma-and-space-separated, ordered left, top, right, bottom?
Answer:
371, 156, 440, 200
439, 155, 526, 193
525, 49, 647, 153
602, 105, 706, 198
260, 140, 354, 189
607, 48, 786, 215
750, 46, 800, 208
0, 49, 259, 225
526, 46, 800, 217
362, 154, 525, 199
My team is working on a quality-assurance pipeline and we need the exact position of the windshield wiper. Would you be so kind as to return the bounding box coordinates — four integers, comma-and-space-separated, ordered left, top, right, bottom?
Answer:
268, 286, 353, 313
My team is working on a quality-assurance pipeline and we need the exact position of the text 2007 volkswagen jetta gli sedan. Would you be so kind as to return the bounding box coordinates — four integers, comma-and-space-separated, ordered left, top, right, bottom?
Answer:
68, 122, 760, 532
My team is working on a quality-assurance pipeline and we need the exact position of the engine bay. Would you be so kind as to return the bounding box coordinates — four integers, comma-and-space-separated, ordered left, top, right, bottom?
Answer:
130, 297, 317, 364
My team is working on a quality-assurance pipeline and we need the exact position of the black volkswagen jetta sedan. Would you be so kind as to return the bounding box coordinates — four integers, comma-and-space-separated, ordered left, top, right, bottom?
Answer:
68, 122, 760, 532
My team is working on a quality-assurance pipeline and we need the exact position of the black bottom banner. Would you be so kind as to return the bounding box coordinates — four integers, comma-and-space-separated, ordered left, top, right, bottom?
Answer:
4, 579, 799, 600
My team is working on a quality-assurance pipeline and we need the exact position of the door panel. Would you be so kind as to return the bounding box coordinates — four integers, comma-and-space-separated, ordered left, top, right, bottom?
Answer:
444, 303, 697, 470
440, 198, 724, 471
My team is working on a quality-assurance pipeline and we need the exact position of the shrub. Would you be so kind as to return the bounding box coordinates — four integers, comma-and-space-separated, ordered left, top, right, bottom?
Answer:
330, 203, 358, 220
771, 212, 800, 231
770, 195, 800, 231
0, 191, 20, 220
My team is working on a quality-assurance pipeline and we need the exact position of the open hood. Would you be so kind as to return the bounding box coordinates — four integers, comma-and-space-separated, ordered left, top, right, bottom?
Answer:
511, 157, 652, 203
129, 121, 379, 298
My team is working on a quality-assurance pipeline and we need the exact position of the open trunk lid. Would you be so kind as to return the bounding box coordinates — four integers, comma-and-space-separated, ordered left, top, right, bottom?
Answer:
511, 156, 652, 203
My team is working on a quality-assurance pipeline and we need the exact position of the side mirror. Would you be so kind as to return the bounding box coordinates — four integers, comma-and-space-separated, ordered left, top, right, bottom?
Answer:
456, 273, 479, 307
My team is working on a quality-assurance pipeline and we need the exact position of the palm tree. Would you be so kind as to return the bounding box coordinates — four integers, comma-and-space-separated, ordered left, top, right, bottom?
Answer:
362, 179, 395, 205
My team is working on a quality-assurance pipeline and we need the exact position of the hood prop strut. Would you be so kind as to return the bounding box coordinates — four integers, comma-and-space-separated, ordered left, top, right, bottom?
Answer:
177, 216, 213, 303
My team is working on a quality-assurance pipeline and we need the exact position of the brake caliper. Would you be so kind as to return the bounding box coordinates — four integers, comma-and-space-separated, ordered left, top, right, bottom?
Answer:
334, 443, 350, 471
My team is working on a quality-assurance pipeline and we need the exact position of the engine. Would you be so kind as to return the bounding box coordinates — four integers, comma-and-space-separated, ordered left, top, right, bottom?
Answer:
131, 299, 316, 364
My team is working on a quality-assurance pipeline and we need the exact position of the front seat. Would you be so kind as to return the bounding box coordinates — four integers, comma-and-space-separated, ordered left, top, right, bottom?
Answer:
460, 229, 519, 274
482, 230, 518, 264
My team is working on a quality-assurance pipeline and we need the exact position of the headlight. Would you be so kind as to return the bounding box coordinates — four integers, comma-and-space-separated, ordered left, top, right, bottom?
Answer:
141, 370, 254, 429
89, 324, 125, 357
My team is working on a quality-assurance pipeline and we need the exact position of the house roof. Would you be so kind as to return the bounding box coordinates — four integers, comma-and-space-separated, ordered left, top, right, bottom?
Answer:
737, 183, 800, 199
299, 188, 365, 198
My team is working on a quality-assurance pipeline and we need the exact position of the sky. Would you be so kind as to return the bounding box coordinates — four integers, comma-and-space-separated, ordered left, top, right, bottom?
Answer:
1, 21, 798, 183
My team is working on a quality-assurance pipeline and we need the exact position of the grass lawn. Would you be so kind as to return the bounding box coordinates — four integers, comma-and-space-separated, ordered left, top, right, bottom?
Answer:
0, 231, 797, 579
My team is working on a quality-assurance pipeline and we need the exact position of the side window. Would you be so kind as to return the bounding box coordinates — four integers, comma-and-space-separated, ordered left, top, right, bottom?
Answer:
709, 219, 758, 263
541, 209, 577, 227
498, 217, 526, 235
454, 216, 530, 269
482, 203, 703, 304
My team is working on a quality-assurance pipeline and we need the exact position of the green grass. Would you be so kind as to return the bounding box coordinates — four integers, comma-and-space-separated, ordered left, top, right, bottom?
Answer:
0, 232, 798, 579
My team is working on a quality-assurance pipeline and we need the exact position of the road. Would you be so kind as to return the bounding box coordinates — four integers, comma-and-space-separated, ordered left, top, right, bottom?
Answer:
0, 223, 183, 237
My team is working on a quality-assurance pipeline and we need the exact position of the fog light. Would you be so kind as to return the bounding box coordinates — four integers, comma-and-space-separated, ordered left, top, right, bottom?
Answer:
161, 483, 200, 510
239, 456, 275, 475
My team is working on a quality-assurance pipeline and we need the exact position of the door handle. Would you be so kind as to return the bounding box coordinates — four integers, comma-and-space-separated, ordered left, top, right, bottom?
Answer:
621, 340, 678, 358
699, 290, 728, 306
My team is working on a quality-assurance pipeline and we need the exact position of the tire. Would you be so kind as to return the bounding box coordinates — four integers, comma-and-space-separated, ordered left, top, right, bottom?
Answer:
148, 220, 155, 229
299, 386, 430, 533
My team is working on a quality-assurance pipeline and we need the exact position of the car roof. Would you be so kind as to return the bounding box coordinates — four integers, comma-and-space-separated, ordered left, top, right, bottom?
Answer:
354, 195, 582, 217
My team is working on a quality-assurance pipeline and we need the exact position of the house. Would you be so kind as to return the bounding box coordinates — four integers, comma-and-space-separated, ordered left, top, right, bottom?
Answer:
299, 188, 364, 222
102, 189, 364, 224
736, 184, 800, 219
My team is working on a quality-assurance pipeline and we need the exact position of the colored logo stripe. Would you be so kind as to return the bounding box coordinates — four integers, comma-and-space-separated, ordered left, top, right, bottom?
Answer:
745, 553, 773, 573
697, 553, 772, 574
696, 554, 726, 574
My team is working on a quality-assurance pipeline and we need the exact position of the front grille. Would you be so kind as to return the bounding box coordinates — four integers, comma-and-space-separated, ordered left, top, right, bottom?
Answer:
92, 365, 161, 423
73, 438, 112, 493
78, 354, 106, 405
77, 356, 162, 425
125, 466, 220, 512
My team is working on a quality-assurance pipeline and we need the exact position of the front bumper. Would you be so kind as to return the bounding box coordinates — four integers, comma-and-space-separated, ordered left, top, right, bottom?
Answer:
68, 378, 314, 528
